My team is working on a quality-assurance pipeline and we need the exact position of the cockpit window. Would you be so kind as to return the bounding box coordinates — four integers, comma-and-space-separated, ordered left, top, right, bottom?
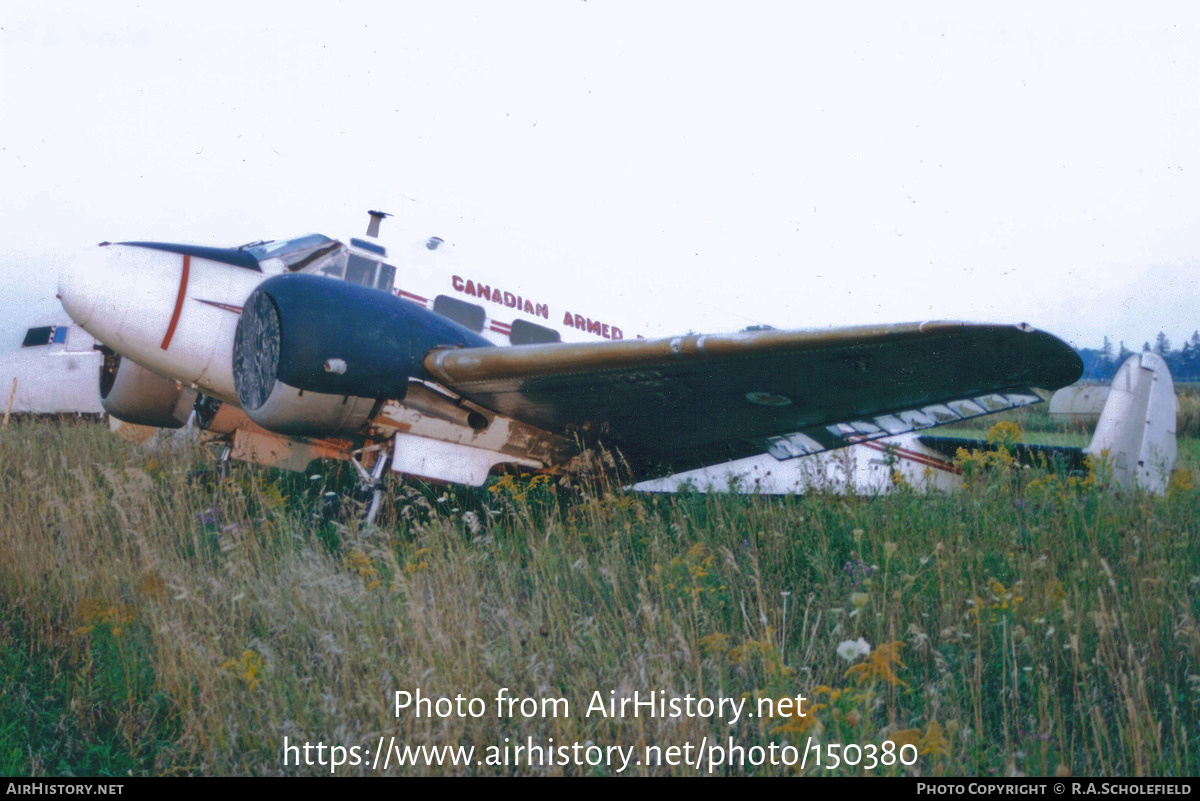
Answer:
345, 254, 377, 287
376, 263, 396, 292
21, 325, 76, 347
245, 234, 347, 275
245, 234, 333, 262
22, 326, 54, 347
246, 234, 395, 292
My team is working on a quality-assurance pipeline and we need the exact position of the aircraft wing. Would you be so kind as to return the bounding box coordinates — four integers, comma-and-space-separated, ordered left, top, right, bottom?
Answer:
423, 321, 1083, 471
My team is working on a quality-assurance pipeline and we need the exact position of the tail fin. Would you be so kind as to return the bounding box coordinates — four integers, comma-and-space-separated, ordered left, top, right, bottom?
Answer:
1084, 352, 1177, 493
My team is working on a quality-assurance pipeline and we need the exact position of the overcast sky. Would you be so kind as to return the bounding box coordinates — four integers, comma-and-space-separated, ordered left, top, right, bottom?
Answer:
3, 1, 1198, 351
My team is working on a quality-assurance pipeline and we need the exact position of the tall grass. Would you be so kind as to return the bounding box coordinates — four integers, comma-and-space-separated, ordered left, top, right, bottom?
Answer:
0, 418, 1198, 776
1180, 392, 1200, 441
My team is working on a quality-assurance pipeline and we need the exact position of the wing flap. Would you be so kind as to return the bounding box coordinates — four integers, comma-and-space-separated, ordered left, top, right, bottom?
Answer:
763, 390, 1042, 460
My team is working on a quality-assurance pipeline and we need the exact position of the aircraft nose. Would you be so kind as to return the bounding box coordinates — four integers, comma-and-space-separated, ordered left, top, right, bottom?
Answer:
56, 241, 217, 379
58, 244, 114, 327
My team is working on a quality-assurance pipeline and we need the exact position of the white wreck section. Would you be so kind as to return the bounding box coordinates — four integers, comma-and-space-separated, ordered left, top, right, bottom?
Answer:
1049, 380, 1179, 425
0, 322, 103, 415
633, 432, 964, 496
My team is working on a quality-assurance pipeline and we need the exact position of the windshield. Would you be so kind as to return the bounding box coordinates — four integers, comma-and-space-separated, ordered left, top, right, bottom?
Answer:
245, 234, 333, 261
245, 234, 346, 274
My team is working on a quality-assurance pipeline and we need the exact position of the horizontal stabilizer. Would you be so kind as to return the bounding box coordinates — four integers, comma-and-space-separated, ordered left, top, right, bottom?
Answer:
916, 435, 1090, 474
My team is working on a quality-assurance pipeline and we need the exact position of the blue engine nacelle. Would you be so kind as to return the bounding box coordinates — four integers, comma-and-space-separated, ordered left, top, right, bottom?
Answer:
232, 273, 491, 436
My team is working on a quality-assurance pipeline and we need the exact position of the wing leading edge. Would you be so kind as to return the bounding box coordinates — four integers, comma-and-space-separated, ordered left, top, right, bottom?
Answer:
423, 321, 1083, 472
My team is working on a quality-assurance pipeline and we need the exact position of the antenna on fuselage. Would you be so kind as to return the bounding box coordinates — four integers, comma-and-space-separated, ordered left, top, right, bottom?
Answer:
365, 210, 391, 238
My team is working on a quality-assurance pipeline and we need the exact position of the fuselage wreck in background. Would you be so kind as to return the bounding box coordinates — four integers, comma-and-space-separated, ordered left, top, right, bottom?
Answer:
0, 322, 103, 416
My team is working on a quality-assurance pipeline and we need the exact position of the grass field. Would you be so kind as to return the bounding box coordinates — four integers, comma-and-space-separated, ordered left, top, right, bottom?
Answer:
1, 411, 1198, 776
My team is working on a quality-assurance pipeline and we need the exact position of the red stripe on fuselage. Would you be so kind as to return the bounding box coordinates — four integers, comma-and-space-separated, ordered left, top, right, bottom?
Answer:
160, 254, 190, 350
195, 298, 244, 314
397, 289, 428, 304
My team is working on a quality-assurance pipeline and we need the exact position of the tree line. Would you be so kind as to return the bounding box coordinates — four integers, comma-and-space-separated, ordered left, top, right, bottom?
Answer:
1078, 331, 1200, 382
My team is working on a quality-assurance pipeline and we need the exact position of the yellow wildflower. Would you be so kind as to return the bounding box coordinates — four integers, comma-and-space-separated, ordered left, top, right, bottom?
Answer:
845, 640, 907, 687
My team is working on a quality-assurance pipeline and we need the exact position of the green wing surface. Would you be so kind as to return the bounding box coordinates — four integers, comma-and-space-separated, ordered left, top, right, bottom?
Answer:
424, 321, 1083, 471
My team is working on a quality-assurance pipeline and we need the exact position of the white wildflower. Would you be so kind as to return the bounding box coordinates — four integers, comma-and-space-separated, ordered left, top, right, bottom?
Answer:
837, 637, 872, 662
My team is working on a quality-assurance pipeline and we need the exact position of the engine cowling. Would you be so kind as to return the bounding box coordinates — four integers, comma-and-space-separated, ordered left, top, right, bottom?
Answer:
232, 273, 491, 437
100, 353, 196, 428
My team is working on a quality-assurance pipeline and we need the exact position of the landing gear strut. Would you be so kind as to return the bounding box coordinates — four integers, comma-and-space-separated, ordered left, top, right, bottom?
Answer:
349, 441, 393, 525
217, 444, 232, 480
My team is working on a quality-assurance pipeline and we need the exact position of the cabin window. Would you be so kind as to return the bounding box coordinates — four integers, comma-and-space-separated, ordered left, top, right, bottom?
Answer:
432, 295, 486, 332
53, 326, 69, 344
21, 326, 54, 347
345, 254, 377, 287
509, 318, 561, 345
376, 263, 396, 293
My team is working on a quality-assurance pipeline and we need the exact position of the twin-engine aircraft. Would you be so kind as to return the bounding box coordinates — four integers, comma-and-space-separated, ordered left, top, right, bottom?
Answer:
58, 211, 1084, 511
